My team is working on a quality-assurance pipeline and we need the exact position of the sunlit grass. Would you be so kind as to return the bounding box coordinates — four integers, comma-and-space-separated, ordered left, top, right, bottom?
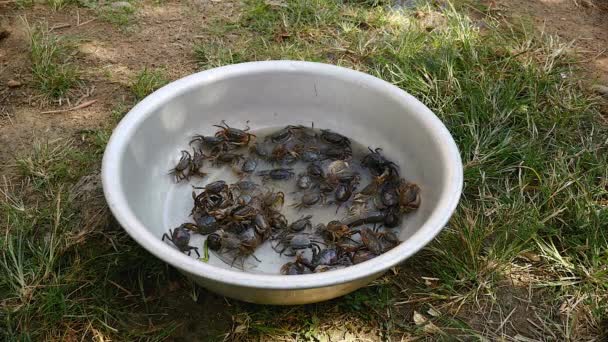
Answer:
27, 21, 79, 100
193, 0, 608, 339
131, 67, 168, 100
2, 0, 606, 340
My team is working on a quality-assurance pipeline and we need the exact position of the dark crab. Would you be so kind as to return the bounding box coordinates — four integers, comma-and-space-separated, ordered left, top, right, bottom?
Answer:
380, 183, 399, 208
234, 157, 258, 176
322, 145, 353, 161
317, 220, 356, 243
229, 204, 257, 222
332, 182, 354, 213
250, 142, 272, 159
207, 232, 222, 251
200, 180, 229, 194
351, 249, 377, 264
231, 180, 258, 195
289, 215, 313, 232
214, 120, 255, 146
212, 152, 244, 166
320, 129, 350, 147
359, 227, 400, 254
281, 254, 313, 275
361, 147, 399, 177
257, 168, 295, 181
296, 174, 313, 190
253, 213, 272, 239
189, 150, 207, 179
162, 224, 200, 257
301, 147, 321, 162
190, 134, 226, 155
190, 213, 219, 234
397, 180, 421, 212
265, 125, 306, 144
317, 180, 335, 194
192, 192, 222, 213
261, 191, 285, 211
291, 191, 323, 211
335, 171, 360, 186
169, 150, 192, 182
207, 229, 262, 267
359, 227, 384, 255
270, 143, 301, 165
358, 173, 387, 197
273, 233, 323, 256
311, 247, 339, 266
306, 162, 325, 179
383, 206, 402, 228
267, 209, 288, 231
302, 246, 353, 271
343, 210, 386, 228
237, 194, 253, 205
203, 180, 228, 194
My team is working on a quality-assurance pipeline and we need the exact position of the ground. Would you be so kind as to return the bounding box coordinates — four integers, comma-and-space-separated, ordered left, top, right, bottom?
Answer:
1, 0, 607, 341
489, 0, 608, 83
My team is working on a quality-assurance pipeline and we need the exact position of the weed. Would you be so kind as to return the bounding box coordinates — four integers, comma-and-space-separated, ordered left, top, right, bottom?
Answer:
0, 176, 177, 340
131, 68, 168, 100
15, 0, 34, 8
194, 42, 249, 69
45, 0, 76, 10
15, 139, 80, 190
98, 1, 136, 27
110, 102, 129, 123
78, 129, 112, 155
26, 21, 78, 100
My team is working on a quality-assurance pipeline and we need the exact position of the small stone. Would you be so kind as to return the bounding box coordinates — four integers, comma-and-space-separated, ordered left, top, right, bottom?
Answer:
110, 1, 133, 10
591, 84, 608, 98
7, 79, 22, 88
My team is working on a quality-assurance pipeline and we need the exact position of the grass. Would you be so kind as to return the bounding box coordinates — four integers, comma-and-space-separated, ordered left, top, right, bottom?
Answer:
33, 0, 138, 27
15, 139, 81, 190
1, 139, 178, 340
131, 68, 168, 100
97, 0, 137, 27
45, 0, 76, 11
27, 21, 79, 100
3, 0, 608, 340
15, 0, 34, 8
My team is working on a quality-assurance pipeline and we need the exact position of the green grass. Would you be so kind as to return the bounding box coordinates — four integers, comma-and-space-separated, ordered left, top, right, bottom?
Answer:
15, 139, 82, 190
131, 68, 168, 100
45, 0, 77, 10
97, 0, 137, 27
15, 0, 34, 8
194, 0, 608, 338
1, 138, 179, 340
38, 0, 137, 21
3, 0, 608, 340
27, 22, 79, 100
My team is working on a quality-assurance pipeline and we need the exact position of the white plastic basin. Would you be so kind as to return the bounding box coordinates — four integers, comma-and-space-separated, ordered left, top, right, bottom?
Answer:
102, 61, 463, 304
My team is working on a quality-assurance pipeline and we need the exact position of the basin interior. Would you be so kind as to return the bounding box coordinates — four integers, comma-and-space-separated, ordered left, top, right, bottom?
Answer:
118, 68, 450, 275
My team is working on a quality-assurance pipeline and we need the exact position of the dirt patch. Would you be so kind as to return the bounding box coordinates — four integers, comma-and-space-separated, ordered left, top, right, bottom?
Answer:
487, 0, 608, 85
164, 287, 233, 342
0, 0, 238, 175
